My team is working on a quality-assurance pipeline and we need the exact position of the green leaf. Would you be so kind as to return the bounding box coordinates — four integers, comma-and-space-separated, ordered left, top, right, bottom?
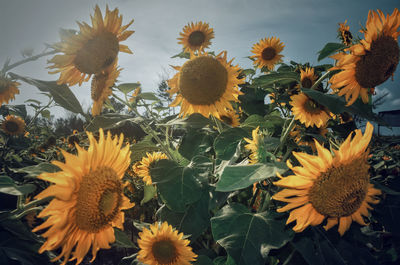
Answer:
117, 82, 141, 94
86, 113, 142, 132
113, 228, 136, 248
241, 69, 255, 76
162, 113, 212, 128
140, 184, 157, 205
8, 104, 27, 119
0, 176, 36, 196
214, 128, 249, 160
302, 88, 387, 125
14, 162, 60, 178
317, 42, 346, 61
157, 190, 211, 240
41, 109, 51, 119
179, 129, 213, 160
9, 73, 84, 115
137, 92, 160, 101
130, 136, 160, 162
150, 160, 203, 212
238, 87, 269, 116
193, 255, 214, 265
251, 72, 299, 88
171, 50, 190, 59
211, 204, 293, 265
215, 162, 287, 192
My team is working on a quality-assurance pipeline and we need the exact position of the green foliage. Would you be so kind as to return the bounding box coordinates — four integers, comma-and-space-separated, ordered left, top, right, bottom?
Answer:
214, 127, 249, 160
317, 42, 346, 61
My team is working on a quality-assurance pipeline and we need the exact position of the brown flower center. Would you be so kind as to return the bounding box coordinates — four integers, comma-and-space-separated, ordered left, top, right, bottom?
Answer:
188, 31, 206, 47
75, 167, 122, 232
261, 47, 277, 61
220, 115, 233, 125
91, 72, 108, 101
355, 35, 399, 88
74, 32, 119, 75
152, 239, 178, 264
301, 77, 313, 88
4, 121, 19, 133
341, 30, 353, 46
309, 157, 369, 217
179, 56, 227, 105
303, 97, 324, 114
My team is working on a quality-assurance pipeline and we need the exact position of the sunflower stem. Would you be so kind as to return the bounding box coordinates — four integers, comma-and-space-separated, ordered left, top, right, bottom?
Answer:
310, 70, 331, 91
27, 98, 54, 128
1, 49, 57, 73
212, 115, 223, 133
13, 207, 42, 220
275, 116, 295, 155
11, 196, 52, 215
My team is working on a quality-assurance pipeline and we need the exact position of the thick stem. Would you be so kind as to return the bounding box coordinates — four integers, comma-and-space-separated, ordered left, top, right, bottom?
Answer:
2, 50, 57, 73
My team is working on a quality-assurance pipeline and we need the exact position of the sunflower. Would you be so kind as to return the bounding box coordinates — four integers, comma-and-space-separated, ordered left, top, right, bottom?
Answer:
338, 20, 353, 46
32, 129, 134, 265
167, 51, 244, 118
273, 122, 381, 236
91, 60, 121, 116
1, 115, 26, 136
48, 5, 134, 86
329, 9, 400, 106
0, 76, 20, 106
244, 127, 266, 164
290, 93, 330, 128
251, 37, 285, 71
134, 152, 168, 185
290, 124, 328, 152
299, 67, 318, 89
219, 108, 240, 127
137, 221, 197, 265
178, 21, 214, 53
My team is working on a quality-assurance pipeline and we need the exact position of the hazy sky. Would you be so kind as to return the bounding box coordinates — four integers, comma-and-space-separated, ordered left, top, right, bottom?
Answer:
0, 0, 399, 118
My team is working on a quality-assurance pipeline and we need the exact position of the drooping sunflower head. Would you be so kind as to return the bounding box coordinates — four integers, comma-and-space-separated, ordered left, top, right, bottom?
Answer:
167, 51, 244, 118
48, 5, 134, 86
0, 76, 20, 107
1, 115, 26, 136
244, 127, 266, 164
338, 20, 353, 46
329, 8, 400, 106
134, 152, 168, 185
219, 108, 240, 127
299, 67, 318, 89
137, 221, 197, 265
178, 21, 214, 53
273, 122, 381, 236
291, 124, 328, 152
91, 59, 121, 116
32, 129, 134, 265
290, 93, 330, 128
251, 36, 285, 70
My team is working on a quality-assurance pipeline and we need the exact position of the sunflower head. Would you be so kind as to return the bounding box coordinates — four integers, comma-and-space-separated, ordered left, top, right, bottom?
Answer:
329, 8, 400, 106
290, 93, 330, 128
273, 122, 381, 236
338, 20, 353, 46
0, 76, 20, 107
167, 51, 244, 118
244, 127, 267, 164
1, 115, 26, 136
219, 108, 240, 127
291, 124, 328, 152
32, 129, 134, 265
137, 221, 197, 265
91, 60, 121, 116
48, 5, 134, 86
251, 37, 285, 70
299, 67, 318, 89
134, 152, 168, 185
178, 21, 214, 53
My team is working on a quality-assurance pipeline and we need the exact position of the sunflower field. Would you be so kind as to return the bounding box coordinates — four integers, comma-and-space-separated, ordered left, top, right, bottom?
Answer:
1, 5, 400, 265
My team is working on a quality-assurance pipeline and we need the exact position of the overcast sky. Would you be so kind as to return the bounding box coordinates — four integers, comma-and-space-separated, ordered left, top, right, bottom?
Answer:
0, 0, 399, 119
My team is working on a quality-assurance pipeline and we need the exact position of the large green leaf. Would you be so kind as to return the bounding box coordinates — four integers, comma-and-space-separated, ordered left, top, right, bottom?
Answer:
157, 190, 210, 240
137, 92, 160, 101
14, 162, 60, 178
0, 176, 36, 196
193, 255, 214, 265
302, 88, 387, 125
113, 228, 136, 248
162, 113, 212, 128
211, 204, 293, 265
215, 162, 287, 192
9, 73, 84, 115
116, 82, 141, 94
86, 113, 142, 132
178, 129, 213, 160
150, 160, 203, 212
317, 42, 346, 61
214, 127, 249, 160
130, 136, 160, 162
251, 72, 299, 88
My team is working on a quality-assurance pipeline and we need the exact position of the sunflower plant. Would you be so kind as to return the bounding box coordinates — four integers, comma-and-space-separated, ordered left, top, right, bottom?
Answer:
1, 5, 400, 265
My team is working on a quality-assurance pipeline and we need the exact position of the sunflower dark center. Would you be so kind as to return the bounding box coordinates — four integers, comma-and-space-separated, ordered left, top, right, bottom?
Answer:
152, 239, 178, 264
74, 31, 119, 75
4, 121, 19, 133
355, 35, 399, 88
303, 97, 323, 114
179, 56, 228, 105
188, 31, 206, 46
91, 72, 108, 101
261, 47, 276, 61
341, 30, 353, 46
301, 77, 313, 88
76, 167, 122, 232
220, 115, 233, 125
309, 157, 369, 217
